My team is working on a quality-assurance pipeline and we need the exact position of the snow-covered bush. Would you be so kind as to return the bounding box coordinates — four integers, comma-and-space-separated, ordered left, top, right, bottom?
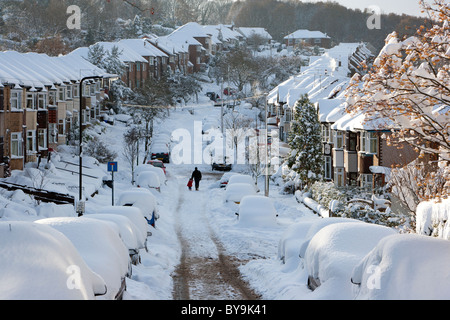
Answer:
309, 181, 410, 228
416, 198, 450, 240
84, 136, 117, 164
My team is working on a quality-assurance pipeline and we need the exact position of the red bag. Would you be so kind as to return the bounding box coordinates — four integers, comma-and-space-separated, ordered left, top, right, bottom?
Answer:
187, 179, 193, 187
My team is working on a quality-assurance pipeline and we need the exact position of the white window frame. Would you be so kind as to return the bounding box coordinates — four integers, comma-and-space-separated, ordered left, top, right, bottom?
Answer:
360, 174, 373, 189
26, 92, 36, 110
38, 128, 47, 150
73, 85, 79, 98
334, 168, 344, 187
324, 156, 332, 180
322, 124, 330, 143
38, 93, 47, 109
48, 123, 58, 144
334, 130, 343, 149
66, 85, 72, 100
11, 132, 23, 158
26, 130, 36, 154
11, 90, 22, 110
58, 87, 65, 102
361, 131, 378, 154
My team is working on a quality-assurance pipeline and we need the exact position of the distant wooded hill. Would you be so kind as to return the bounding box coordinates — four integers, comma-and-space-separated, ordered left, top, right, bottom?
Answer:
0, 0, 429, 54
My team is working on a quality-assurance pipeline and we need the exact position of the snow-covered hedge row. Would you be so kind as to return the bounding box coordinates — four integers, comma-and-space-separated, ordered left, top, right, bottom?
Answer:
309, 181, 410, 228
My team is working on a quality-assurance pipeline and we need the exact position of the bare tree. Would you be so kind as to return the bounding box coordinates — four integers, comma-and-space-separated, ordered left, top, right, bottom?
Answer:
123, 126, 141, 185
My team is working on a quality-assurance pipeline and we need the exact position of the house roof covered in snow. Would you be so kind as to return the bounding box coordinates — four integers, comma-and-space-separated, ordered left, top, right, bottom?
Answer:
284, 29, 330, 40
118, 39, 168, 58
236, 27, 272, 40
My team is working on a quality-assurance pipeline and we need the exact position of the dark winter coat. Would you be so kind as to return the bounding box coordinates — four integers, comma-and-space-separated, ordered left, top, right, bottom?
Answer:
191, 169, 202, 182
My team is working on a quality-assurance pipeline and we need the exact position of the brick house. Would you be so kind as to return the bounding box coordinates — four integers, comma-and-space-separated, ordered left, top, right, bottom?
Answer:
284, 30, 332, 49
0, 51, 108, 175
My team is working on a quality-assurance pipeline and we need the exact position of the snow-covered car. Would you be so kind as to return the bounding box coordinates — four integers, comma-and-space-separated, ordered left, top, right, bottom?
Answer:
138, 163, 166, 184
277, 219, 317, 267
136, 171, 161, 192
351, 233, 450, 300
0, 221, 107, 300
147, 160, 167, 175
95, 206, 149, 245
224, 182, 257, 204
85, 213, 142, 265
227, 174, 259, 192
298, 217, 363, 260
304, 222, 396, 295
117, 188, 158, 228
35, 217, 131, 300
150, 143, 170, 163
237, 195, 277, 228
218, 172, 236, 188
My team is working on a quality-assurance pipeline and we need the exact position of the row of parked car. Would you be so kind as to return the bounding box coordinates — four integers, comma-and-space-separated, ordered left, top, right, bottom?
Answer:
277, 216, 450, 299
0, 162, 167, 300
221, 173, 278, 228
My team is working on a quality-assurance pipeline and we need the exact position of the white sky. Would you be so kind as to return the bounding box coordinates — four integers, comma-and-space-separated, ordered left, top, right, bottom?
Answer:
303, 0, 427, 17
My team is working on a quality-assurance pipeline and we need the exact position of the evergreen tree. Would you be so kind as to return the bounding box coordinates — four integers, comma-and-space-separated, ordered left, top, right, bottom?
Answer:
287, 94, 323, 188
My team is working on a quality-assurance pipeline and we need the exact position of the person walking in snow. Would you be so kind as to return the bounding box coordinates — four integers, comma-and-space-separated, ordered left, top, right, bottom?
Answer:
191, 167, 202, 191
187, 178, 193, 191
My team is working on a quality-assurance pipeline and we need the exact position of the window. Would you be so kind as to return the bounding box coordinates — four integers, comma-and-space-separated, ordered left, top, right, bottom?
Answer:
149, 57, 154, 65
322, 125, 330, 143
38, 93, 47, 109
360, 174, 373, 189
334, 168, 344, 187
58, 119, 65, 135
196, 57, 201, 64
11, 132, 23, 157
48, 123, 58, 144
66, 85, 72, 100
26, 93, 36, 109
334, 130, 343, 149
324, 156, 332, 180
0, 89, 4, 110
49, 91, 57, 105
38, 129, 47, 150
89, 84, 95, 96
348, 132, 357, 151
361, 132, 378, 154
11, 90, 22, 110
73, 85, 79, 98
58, 87, 65, 101
26, 130, 36, 154
136, 62, 140, 72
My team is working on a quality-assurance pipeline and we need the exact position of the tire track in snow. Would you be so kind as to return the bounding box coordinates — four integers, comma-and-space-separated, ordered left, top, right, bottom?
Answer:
171, 174, 260, 300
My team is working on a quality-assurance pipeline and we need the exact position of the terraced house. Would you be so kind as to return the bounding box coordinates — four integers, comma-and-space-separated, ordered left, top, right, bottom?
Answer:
0, 51, 113, 176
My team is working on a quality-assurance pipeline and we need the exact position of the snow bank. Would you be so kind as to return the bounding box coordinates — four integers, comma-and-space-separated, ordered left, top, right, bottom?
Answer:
0, 221, 106, 300
237, 195, 277, 228
351, 234, 450, 299
36, 217, 130, 300
416, 198, 450, 239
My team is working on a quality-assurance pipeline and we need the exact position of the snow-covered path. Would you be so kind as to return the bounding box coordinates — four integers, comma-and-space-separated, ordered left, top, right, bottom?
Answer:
170, 173, 260, 300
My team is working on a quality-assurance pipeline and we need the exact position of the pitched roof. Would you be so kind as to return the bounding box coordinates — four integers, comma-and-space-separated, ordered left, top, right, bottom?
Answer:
284, 29, 330, 40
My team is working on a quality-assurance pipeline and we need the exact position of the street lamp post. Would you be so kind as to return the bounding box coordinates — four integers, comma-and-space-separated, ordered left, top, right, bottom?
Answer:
77, 76, 101, 216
